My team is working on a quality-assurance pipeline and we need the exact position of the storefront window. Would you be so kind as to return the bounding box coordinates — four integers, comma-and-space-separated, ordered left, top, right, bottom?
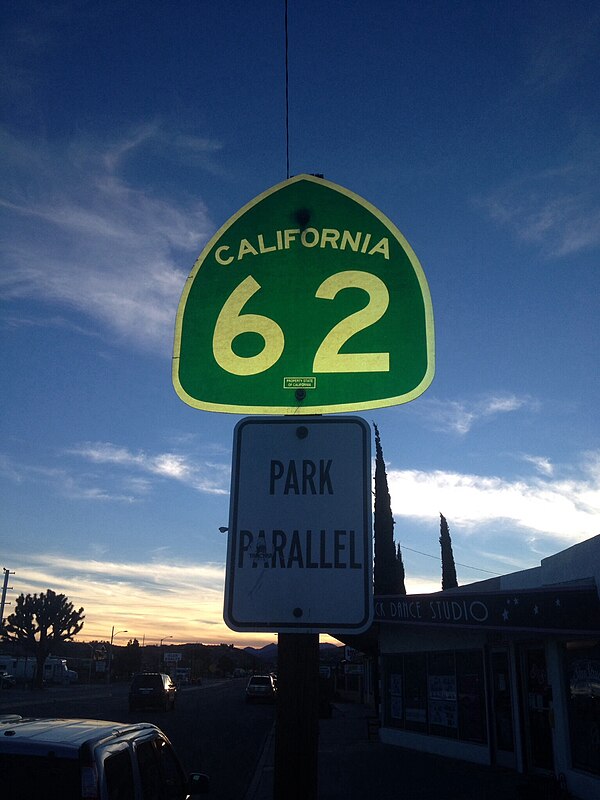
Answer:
428, 651, 457, 738
383, 649, 486, 743
489, 650, 514, 752
389, 674, 403, 720
564, 641, 600, 776
456, 650, 487, 743
384, 655, 405, 728
404, 653, 428, 733
523, 647, 554, 771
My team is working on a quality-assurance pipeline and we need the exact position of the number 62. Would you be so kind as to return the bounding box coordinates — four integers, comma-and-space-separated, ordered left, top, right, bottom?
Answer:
212, 270, 390, 376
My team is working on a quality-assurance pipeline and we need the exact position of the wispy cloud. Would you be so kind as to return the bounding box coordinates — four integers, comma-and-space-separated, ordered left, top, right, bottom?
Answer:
0, 455, 140, 503
387, 450, 600, 546
481, 10, 600, 258
521, 454, 554, 477
477, 151, 600, 257
69, 441, 230, 495
525, 9, 600, 92
481, 185, 600, 257
410, 393, 538, 435
0, 440, 230, 501
0, 313, 101, 337
0, 125, 217, 352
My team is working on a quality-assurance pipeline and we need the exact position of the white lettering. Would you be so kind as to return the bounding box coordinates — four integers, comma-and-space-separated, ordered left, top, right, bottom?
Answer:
301, 227, 319, 248
215, 245, 234, 265
257, 233, 276, 254
368, 237, 390, 260
320, 229, 340, 249
216, 229, 390, 262
238, 238, 258, 260
284, 228, 300, 248
469, 600, 489, 622
340, 230, 361, 252
236, 528, 362, 569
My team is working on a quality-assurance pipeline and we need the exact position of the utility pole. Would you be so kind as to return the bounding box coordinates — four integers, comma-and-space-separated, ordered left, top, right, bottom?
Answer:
0, 568, 15, 624
106, 626, 128, 684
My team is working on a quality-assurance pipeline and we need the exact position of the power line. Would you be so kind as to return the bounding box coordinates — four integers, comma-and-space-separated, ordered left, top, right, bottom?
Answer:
284, 0, 290, 178
400, 546, 502, 576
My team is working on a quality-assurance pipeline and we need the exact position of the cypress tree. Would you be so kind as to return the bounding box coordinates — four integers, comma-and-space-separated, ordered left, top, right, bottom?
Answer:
440, 513, 459, 590
396, 542, 407, 595
373, 423, 406, 595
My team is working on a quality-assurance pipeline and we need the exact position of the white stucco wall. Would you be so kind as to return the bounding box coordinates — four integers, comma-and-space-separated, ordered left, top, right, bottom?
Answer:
540, 534, 600, 597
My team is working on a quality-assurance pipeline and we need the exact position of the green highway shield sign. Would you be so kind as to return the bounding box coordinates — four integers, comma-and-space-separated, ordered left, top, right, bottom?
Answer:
173, 174, 434, 414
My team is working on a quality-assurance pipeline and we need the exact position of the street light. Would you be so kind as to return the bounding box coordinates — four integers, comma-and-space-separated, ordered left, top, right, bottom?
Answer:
106, 626, 128, 684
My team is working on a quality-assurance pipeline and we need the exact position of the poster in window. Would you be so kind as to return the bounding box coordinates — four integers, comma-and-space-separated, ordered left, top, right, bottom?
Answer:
390, 694, 403, 720
389, 673, 403, 720
404, 653, 428, 731
429, 699, 458, 728
429, 674, 457, 701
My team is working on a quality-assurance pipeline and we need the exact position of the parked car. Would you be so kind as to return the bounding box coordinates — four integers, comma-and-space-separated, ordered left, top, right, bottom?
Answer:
0, 672, 16, 689
0, 715, 209, 799
245, 674, 277, 703
129, 672, 177, 712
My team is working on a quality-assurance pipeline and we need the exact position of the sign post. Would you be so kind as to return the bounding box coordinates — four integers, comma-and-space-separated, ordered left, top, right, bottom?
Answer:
172, 174, 435, 800
224, 414, 371, 800
273, 633, 320, 800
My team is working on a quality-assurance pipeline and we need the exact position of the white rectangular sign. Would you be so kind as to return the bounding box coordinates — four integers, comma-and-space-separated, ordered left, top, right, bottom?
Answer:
163, 652, 182, 663
224, 416, 373, 634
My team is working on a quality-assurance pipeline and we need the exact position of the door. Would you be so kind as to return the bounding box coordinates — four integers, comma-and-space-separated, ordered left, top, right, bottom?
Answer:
522, 646, 555, 773
490, 649, 516, 768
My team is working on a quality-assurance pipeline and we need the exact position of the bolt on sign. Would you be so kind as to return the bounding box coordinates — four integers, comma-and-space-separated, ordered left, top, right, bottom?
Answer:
172, 174, 434, 415
224, 416, 372, 633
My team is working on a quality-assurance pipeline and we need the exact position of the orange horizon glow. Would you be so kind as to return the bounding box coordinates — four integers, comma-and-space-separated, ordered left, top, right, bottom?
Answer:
4, 552, 442, 652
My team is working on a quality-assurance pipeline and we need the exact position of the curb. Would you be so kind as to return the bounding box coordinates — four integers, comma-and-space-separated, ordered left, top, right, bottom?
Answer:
243, 722, 275, 800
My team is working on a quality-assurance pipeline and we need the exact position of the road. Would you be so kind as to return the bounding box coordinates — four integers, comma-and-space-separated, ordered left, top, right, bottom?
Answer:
0, 677, 275, 799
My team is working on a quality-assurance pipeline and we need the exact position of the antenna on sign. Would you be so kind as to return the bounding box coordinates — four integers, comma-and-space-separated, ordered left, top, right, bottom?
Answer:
284, 0, 290, 178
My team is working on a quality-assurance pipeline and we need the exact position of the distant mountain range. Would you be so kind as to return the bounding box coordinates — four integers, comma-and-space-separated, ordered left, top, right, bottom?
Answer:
243, 642, 342, 661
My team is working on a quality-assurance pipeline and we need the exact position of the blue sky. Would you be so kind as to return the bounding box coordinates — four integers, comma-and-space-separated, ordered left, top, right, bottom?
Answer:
1, 1, 598, 647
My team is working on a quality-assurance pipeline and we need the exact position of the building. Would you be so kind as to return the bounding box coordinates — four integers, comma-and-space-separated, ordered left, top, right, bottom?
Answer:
374, 534, 600, 800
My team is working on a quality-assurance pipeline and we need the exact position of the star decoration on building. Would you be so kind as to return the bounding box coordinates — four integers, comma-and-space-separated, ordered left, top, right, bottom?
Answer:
502, 609, 509, 621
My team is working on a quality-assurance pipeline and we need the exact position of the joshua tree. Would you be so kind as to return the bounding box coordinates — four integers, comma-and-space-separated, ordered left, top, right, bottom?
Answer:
2, 589, 85, 687
440, 513, 459, 590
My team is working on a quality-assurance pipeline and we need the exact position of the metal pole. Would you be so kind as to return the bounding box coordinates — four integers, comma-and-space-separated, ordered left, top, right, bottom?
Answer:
107, 627, 127, 683
273, 633, 320, 800
0, 568, 14, 624
106, 626, 115, 684
159, 635, 172, 670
